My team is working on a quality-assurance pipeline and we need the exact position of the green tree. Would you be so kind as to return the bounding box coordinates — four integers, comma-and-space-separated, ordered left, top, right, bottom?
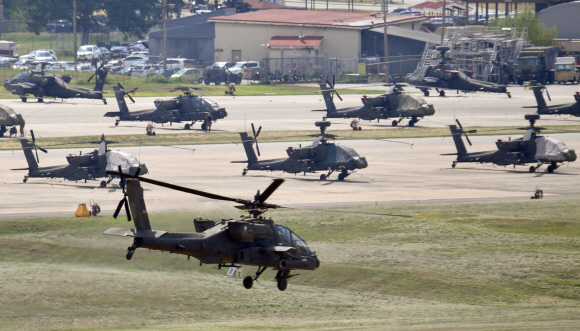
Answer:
490, 10, 557, 47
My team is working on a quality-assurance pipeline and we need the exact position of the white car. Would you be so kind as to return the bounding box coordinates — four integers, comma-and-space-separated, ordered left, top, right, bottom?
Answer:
131, 50, 149, 57
19, 50, 38, 61
105, 59, 123, 68
229, 61, 260, 76
48, 61, 75, 71
121, 55, 148, 68
33, 50, 56, 63
77, 45, 101, 62
11, 60, 32, 70
131, 64, 163, 78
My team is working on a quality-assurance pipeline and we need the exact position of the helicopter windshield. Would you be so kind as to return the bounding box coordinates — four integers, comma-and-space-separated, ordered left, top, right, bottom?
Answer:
8, 71, 29, 83
275, 225, 311, 254
200, 97, 220, 110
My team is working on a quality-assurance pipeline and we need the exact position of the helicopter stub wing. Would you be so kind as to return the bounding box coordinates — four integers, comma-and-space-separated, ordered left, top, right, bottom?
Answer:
103, 227, 167, 238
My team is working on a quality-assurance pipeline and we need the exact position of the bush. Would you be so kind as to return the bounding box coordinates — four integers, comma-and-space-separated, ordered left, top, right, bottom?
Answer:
149, 74, 170, 84
489, 11, 557, 46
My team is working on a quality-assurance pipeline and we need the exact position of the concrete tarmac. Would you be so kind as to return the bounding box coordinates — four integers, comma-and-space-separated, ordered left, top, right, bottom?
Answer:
4, 82, 580, 139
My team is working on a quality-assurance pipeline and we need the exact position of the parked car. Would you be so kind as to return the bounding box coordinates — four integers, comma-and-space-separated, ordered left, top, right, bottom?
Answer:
99, 47, 112, 61
108, 65, 125, 74
228, 61, 260, 76
128, 44, 147, 53
48, 61, 75, 71
391, 7, 411, 14
203, 66, 241, 85
33, 50, 56, 63
77, 64, 95, 72
171, 68, 203, 83
157, 58, 191, 71
19, 51, 38, 61
120, 67, 134, 75
131, 50, 150, 57
105, 60, 123, 68
46, 19, 72, 33
131, 64, 164, 78
211, 61, 235, 69
407, 11, 425, 16
11, 60, 31, 70
77, 45, 101, 62
110, 46, 129, 59
121, 55, 148, 67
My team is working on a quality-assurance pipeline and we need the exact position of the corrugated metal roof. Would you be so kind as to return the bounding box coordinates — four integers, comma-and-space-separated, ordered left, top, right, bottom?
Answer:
244, 0, 287, 9
149, 10, 227, 39
209, 9, 425, 28
370, 26, 441, 45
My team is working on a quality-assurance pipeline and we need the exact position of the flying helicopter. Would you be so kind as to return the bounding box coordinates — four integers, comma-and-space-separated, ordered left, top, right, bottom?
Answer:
530, 82, 580, 117
406, 46, 511, 98
4, 62, 108, 104
237, 121, 368, 181
317, 77, 435, 127
446, 116, 577, 173
105, 85, 228, 131
0, 104, 25, 137
13, 131, 147, 187
103, 170, 409, 291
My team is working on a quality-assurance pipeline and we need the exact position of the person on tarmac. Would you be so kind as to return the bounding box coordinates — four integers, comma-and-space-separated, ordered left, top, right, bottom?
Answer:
204, 114, 213, 132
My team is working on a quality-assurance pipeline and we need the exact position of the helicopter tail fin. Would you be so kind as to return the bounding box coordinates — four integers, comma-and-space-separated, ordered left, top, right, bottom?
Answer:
126, 178, 152, 230
113, 85, 130, 115
449, 125, 467, 157
20, 139, 38, 171
93, 67, 108, 92
531, 82, 547, 110
319, 83, 337, 114
239, 132, 258, 165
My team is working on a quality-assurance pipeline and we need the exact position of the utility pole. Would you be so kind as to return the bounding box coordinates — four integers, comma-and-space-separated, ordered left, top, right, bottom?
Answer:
158, 0, 175, 77
73, 0, 77, 81
0, 0, 4, 40
382, 0, 388, 82
441, 0, 446, 44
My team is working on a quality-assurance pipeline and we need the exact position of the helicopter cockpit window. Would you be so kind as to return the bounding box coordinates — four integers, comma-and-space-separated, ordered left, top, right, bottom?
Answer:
9, 71, 28, 83
291, 232, 311, 255
340, 146, 360, 157
200, 97, 220, 110
275, 225, 292, 246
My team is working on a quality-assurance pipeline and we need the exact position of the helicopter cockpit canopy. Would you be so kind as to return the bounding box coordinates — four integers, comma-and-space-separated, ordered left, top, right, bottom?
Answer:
201, 97, 220, 110
275, 224, 311, 255
7, 71, 29, 84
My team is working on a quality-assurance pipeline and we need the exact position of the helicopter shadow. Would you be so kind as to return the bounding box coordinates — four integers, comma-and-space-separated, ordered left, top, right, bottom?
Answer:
18, 181, 97, 189
446, 166, 578, 176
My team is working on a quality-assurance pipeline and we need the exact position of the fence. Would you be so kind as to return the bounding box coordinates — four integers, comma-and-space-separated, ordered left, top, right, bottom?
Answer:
260, 54, 422, 83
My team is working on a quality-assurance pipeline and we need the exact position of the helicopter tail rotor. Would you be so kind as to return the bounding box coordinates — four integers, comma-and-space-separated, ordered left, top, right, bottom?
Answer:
325, 75, 343, 102
29, 130, 48, 163
117, 83, 137, 103
250, 123, 262, 156
455, 119, 477, 146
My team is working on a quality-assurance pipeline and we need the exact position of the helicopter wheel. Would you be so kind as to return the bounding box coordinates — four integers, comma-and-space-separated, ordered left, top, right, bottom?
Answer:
115, 120, 119, 126
439, 90, 445, 97
126, 251, 134, 260
242, 169, 247, 176
277, 278, 288, 291
243, 276, 254, 289
184, 124, 190, 130
529, 166, 536, 173
338, 173, 345, 181
452, 162, 457, 168
423, 90, 429, 97
100, 180, 106, 188
23, 176, 28, 183
37, 98, 44, 103
392, 120, 398, 127
408, 120, 415, 127
21, 97, 27, 102
201, 123, 207, 131
103, 99, 107, 105
547, 165, 554, 173
320, 174, 326, 181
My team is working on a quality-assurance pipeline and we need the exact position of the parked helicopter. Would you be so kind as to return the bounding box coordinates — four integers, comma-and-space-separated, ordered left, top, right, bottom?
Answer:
105, 85, 228, 130
530, 82, 580, 116
317, 77, 435, 127
104, 172, 319, 291
4, 62, 108, 103
237, 121, 368, 180
447, 116, 576, 173
0, 104, 25, 137
13, 132, 147, 187
406, 46, 511, 98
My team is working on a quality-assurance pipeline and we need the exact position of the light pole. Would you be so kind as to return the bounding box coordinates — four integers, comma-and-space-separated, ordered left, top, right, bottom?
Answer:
382, 0, 388, 82
157, 0, 175, 77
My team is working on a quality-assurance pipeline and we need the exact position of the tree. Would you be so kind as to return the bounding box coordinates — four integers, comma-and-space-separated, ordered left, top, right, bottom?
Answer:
21, 0, 162, 40
489, 11, 557, 47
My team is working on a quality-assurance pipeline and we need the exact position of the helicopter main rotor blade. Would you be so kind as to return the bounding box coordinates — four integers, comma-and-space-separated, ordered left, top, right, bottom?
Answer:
255, 142, 260, 157
255, 126, 262, 139
258, 178, 284, 203
455, 119, 472, 146
106, 171, 239, 203
251, 123, 257, 137
87, 73, 95, 82
334, 90, 343, 101
124, 198, 131, 221
544, 87, 551, 101
30, 130, 36, 143
127, 93, 135, 103
113, 198, 125, 219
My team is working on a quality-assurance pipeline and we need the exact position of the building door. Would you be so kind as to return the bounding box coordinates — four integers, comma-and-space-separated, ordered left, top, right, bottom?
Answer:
232, 50, 241, 62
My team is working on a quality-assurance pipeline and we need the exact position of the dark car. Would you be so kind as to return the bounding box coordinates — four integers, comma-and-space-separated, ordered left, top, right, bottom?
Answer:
202, 66, 241, 85
110, 46, 129, 59
108, 66, 125, 75
46, 19, 72, 33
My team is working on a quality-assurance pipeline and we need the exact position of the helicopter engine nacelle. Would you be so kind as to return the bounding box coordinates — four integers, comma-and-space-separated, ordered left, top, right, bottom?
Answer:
228, 221, 272, 243
279, 257, 318, 270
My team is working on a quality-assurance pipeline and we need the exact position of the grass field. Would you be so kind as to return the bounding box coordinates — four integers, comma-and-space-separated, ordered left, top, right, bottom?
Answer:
1, 198, 579, 330
1, 125, 579, 151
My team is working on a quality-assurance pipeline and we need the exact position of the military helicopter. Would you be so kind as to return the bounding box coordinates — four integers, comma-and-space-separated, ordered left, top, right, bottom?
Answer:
406, 46, 511, 98
13, 132, 147, 187
317, 77, 435, 127
237, 121, 368, 181
447, 116, 577, 173
105, 85, 227, 130
103, 171, 319, 291
530, 82, 580, 116
4, 62, 108, 104
0, 104, 25, 137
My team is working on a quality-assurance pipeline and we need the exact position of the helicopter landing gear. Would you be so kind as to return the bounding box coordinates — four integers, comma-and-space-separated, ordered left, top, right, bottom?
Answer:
99, 180, 106, 188
507, 92, 511, 98
338, 170, 349, 181
242, 169, 248, 176
115, 119, 120, 126
421, 89, 429, 97
529, 166, 536, 173
37, 98, 44, 103
320, 170, 333, 181
452, 161, 457, 168
547, 162, 558, 173
184, 123, 190, 130
20, 97, 27, 102
102, 98, 107, 105
23, 176, 28, 183
409, 116, 418, 127
439, 90, 445, 97
319, 174, 326, 181
275, 270, 293, 291
392, 120, 398, 127
243, 266, 267, 289
201, 123, 207, 131
126, 238, 141, 260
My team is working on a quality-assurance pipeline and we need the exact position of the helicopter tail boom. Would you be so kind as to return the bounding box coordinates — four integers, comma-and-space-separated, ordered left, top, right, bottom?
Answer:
319, 83, 337, 113
125, 178, 152, 230
20, 139, 38, 171
449, 125, 468, 157
239, 132, 258, 165
531, 83, 548, 110
113, 85, 130, 115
